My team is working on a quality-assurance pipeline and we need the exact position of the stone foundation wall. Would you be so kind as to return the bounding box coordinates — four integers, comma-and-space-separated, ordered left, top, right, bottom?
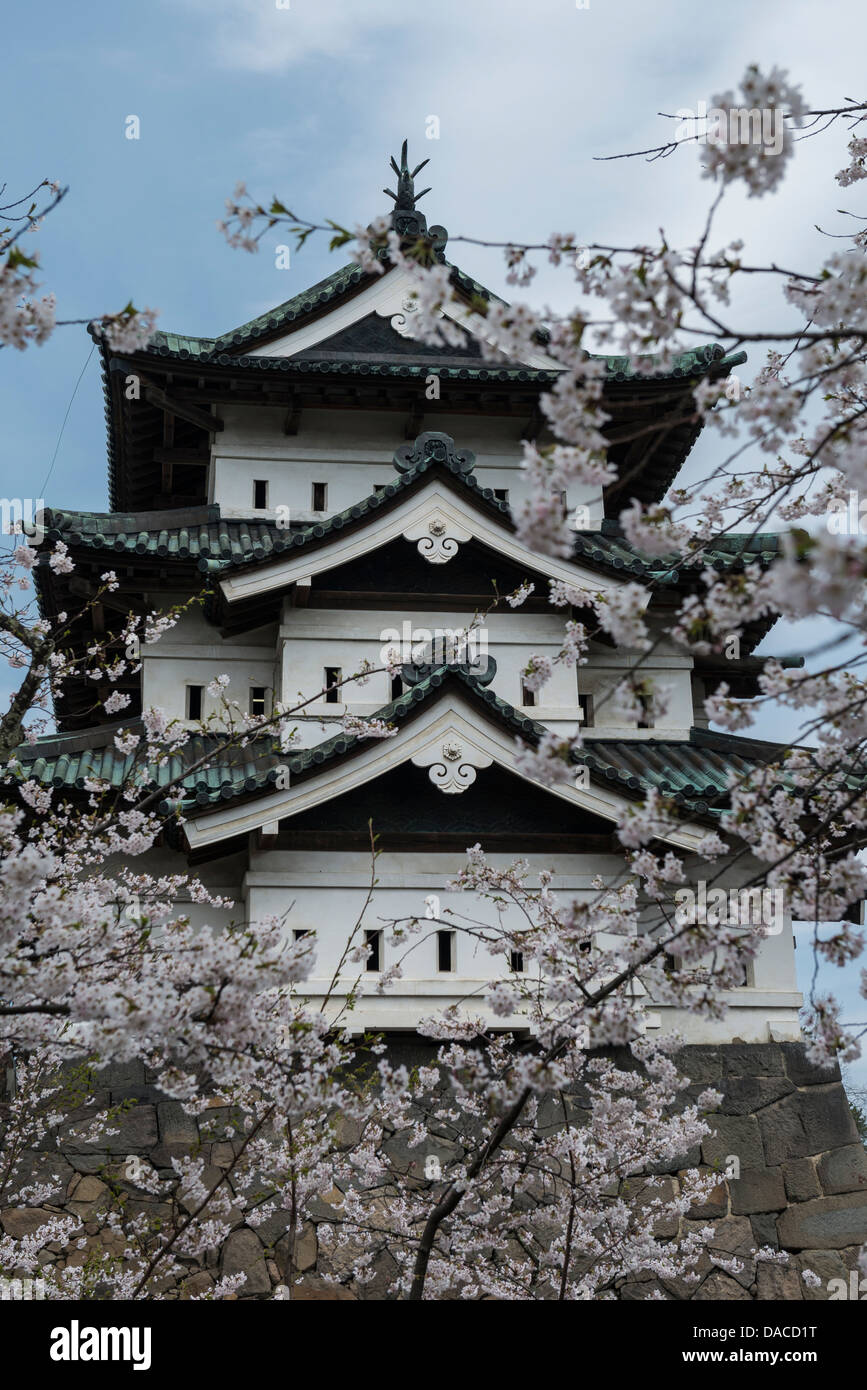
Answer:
2, 1042, 866, 1300
620, 1042, 867, 1300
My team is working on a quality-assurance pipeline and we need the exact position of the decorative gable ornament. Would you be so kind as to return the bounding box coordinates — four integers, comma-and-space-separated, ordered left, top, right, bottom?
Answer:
396, 433, 477, 562
390, 296, 421, 338
411, 735, 493, 794
403, 512, 471, 563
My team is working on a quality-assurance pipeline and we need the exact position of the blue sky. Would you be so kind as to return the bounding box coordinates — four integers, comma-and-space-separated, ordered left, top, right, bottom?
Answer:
4, 0, 866, 515
3, 0, 867, 1070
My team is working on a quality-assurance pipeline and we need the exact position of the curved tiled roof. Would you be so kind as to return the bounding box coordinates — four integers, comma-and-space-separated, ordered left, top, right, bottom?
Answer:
41, 495, 782, 589
145, 333, 739, 387
574, 521, 782, 582
97, 235, 747, 516
11, 667, 793, 824
141, 258, 742, 385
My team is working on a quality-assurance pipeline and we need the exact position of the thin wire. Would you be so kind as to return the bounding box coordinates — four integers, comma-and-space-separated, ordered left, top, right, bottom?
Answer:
40, 343, 96, 497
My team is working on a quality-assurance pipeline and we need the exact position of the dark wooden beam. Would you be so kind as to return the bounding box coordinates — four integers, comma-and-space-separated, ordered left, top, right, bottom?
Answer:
141, 377, 223, 434
68, 576, 147, 617
161, 410, 174, 493
404, 399, 424, 439
521, 403, 542, 441
152, 492, 208, 508
153, 448, 210, 466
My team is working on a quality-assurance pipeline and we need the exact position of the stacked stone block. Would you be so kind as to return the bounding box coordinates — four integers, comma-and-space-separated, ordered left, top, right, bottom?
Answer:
2, 1044, 866, 1299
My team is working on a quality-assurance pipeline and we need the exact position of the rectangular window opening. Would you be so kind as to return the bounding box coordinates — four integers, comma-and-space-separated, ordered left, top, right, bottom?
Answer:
390, 674, 404, 701
578, 692, 594, 728
324, 667, 341, 704
637, 690, 654, 730
312, 481, 327, 511
493, 488, 510, 504
293, 928, 311, 942
365, 929, 382, 973
437, 930, 455, 973
521, 682, 536, 708
186, 684, 203, 720
253, 479, 268, 510
510, 949, 524, 974
250, 685, 267, 719
663, 951, 682, 976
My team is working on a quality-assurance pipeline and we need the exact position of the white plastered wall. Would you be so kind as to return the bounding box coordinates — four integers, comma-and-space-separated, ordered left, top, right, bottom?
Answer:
208, 406, 605, 528
238, 848, 801, 1041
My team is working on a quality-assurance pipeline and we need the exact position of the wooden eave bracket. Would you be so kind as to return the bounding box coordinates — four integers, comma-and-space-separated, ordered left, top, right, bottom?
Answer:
139, 374, 224, 435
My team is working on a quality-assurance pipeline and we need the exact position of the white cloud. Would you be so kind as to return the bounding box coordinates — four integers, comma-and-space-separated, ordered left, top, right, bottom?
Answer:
176, 0, 416, 73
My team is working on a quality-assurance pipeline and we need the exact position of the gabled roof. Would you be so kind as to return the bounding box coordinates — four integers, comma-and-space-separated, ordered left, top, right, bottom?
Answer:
144, 261, 740, 382
96, 223, 746, 514
40, 500, 780, 582
146, 258, 506, 359
90, 135, 752, 513
34, 434, 786, 735
40, 441, 785, 621
12, 664, 795, 829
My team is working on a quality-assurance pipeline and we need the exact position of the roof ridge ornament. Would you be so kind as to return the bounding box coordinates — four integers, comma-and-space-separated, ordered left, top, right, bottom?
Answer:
384, 139, 431, 212
393, 430, 476, 475
382, 139, 448, 256
403, 655, 498, 687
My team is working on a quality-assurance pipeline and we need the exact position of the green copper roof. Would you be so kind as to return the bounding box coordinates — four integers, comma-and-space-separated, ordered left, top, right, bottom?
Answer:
42, 486, 781, 589
42, 504, 284, 565
12, 668, 794, 826
214, 264, 369, 353
142, 252, 742, 386
145, 328, 739, 388
575, 522, 782, 580
144, 264, 368, 358
575, 730, 767, 808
